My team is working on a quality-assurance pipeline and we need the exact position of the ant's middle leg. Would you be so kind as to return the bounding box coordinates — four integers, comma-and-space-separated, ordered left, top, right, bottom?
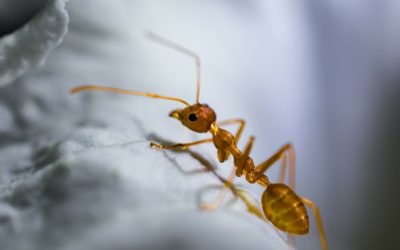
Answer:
217, 118, 246, 144
251, 143, 296, 190
150, 138, 213, 150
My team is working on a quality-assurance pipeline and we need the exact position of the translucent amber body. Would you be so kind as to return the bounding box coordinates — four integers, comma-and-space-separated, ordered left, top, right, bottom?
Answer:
262, 183, 309, 235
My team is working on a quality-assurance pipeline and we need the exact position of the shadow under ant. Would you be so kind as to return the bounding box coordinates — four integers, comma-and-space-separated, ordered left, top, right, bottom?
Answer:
145, 132, 260, 214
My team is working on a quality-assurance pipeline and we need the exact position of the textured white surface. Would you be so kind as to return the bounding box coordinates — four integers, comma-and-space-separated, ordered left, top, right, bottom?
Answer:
0, 1, 289, 250
0, 0, 69, 87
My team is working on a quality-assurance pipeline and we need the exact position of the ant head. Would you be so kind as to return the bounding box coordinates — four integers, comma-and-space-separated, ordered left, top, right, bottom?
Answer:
169, 103, 216, 133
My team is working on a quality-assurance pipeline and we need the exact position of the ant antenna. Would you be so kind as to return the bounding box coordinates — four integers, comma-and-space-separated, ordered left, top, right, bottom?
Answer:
145, 31, 201, 104
70, 85, 190, 107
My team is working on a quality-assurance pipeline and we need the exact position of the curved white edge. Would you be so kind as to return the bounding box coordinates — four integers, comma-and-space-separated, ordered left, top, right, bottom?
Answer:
0, 0, 69, 87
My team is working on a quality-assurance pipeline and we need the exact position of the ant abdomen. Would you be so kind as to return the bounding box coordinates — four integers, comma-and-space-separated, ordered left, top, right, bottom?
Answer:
261, 183, 309, 235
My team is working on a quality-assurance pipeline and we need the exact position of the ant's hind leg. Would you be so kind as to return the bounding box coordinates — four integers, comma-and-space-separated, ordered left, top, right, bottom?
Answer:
150, 138, 213, 150
251, 143, 296, 190
301, 197, 328, 250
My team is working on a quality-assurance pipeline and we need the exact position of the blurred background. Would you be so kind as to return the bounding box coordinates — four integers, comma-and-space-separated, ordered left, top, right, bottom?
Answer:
1, 0, 400, 250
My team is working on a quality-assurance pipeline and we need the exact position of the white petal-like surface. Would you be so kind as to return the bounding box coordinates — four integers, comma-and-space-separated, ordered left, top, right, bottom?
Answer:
0, 0, 69, 87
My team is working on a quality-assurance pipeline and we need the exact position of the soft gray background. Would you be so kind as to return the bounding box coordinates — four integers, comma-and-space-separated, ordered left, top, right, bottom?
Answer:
1, 0, 400, 250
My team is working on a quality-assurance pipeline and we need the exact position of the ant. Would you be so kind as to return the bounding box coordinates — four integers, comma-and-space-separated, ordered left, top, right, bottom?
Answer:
70, 32, 328, 250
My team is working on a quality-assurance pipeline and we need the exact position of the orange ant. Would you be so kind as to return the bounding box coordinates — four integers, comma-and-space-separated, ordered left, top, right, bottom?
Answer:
70, 32, 328, 250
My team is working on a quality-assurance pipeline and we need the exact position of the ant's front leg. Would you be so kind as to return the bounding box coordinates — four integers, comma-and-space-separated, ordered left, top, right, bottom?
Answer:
150, 138, 213, 150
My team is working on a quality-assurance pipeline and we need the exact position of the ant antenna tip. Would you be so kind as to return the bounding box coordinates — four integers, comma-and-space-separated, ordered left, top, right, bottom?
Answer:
70, 87, 79, 94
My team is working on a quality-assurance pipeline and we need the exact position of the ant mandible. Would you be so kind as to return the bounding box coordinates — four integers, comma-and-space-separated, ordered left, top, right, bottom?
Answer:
71, 32, 328, 250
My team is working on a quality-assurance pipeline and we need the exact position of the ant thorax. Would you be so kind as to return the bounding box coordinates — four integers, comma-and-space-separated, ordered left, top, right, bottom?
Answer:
210, 124, 238, 163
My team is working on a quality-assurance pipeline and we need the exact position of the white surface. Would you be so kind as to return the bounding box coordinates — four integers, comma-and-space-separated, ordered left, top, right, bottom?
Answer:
0, 0, 68, 86
0, 1, 290, 250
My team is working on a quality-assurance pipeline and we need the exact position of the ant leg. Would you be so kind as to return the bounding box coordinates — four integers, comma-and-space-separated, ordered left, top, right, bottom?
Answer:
200, 136, 255, 210
217, 118, 246, 144
200, 167, 236, 211
301, 197, 328, 250
150, 138, 213, 150
232, 188, 264, 218
235, 136, 255, 176
250, 143, 296, 190
199, 183, 263, 219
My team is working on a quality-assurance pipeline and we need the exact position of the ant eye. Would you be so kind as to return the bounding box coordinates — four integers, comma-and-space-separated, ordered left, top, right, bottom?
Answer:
188, 113, 198, 121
